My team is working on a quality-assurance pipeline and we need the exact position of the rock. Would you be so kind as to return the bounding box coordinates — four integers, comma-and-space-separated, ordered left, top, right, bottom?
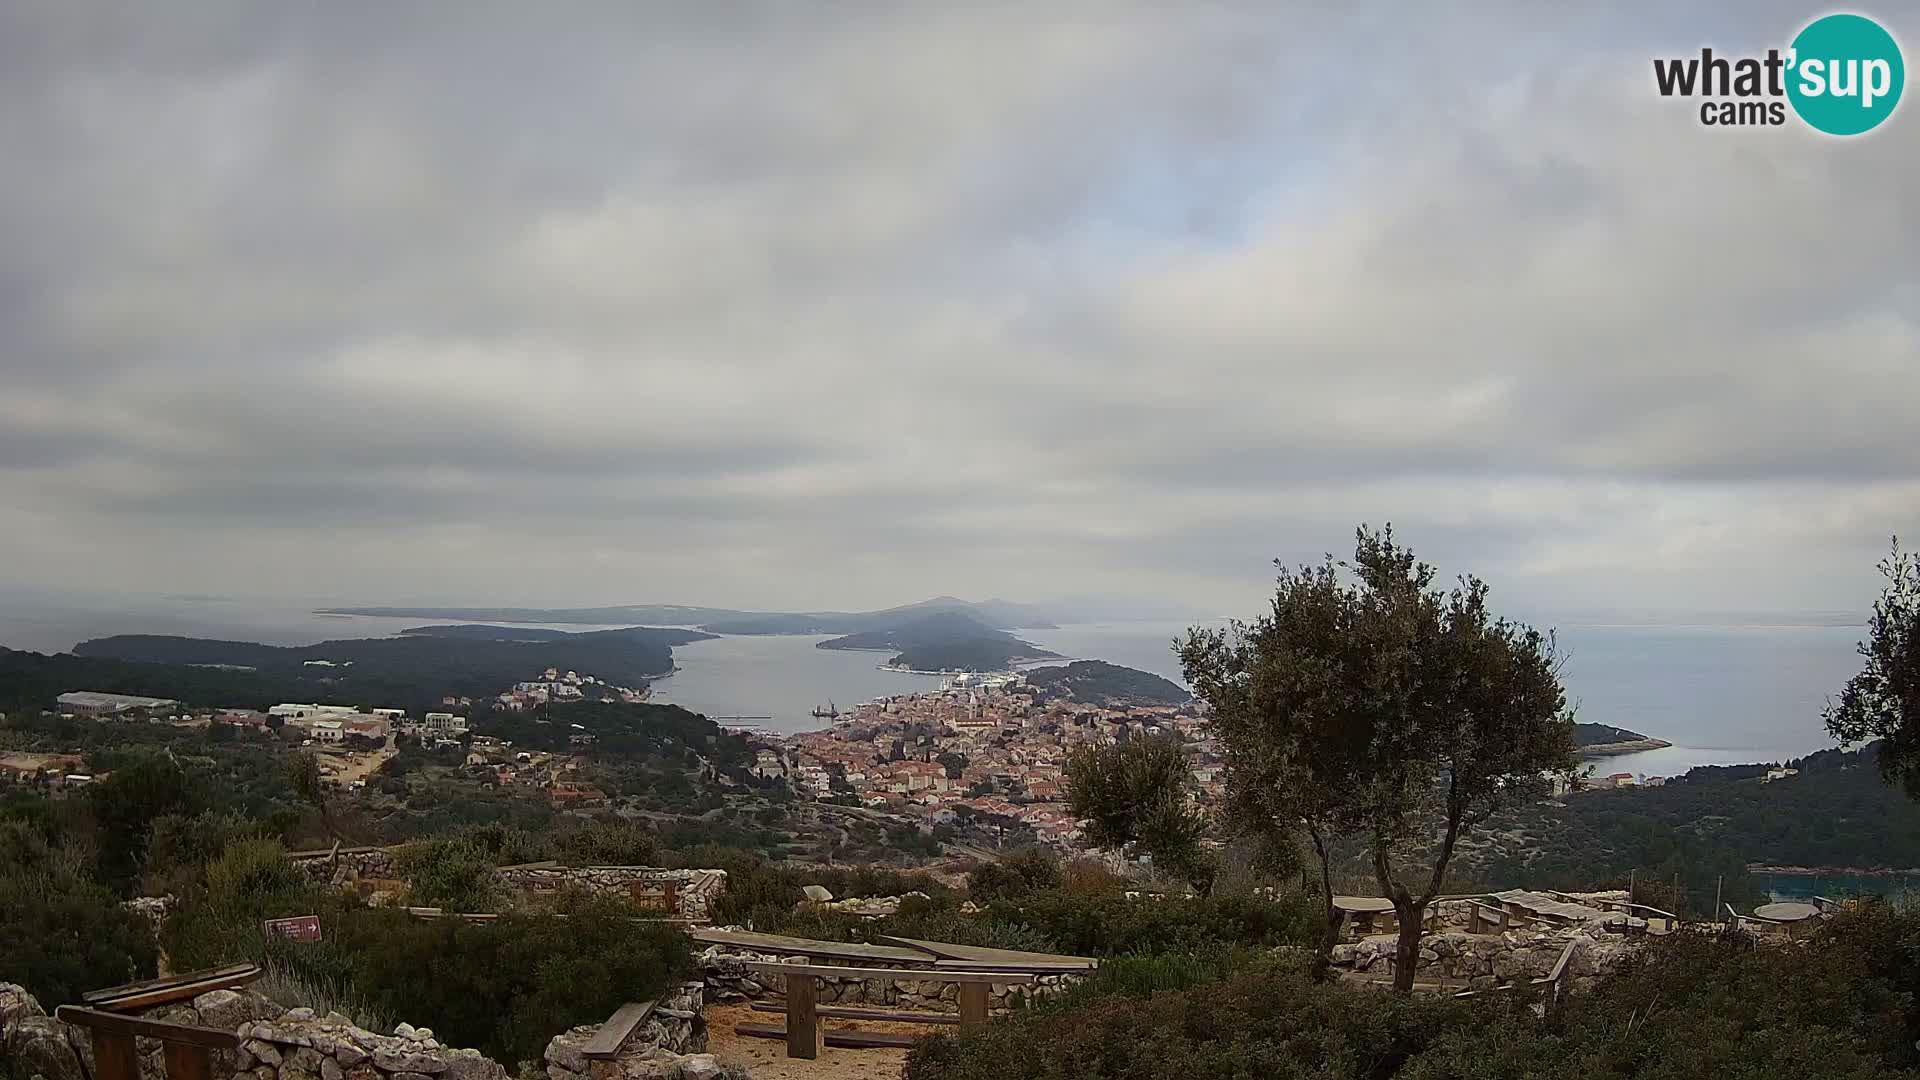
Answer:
244, 1040, 283, 1066
5, 1015, 87, 1080
322, 1056, 344, 1080
801, 885, 833, 902
345, 1066, 381, 1080
282, 1065, 319, 1080
442, 1049, 505, 1080
373, 1049, 449, 1074
676, 1054, 724, 1080
392, 1072, 436, 1080
334, 1040, 370, 1067
395, 1023, 418, 1039
545, 1035, 589, 1073
284, 1008, 317, 1023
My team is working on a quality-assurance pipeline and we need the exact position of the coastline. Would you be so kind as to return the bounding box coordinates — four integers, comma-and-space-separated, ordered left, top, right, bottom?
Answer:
1748, 863, 1920, 876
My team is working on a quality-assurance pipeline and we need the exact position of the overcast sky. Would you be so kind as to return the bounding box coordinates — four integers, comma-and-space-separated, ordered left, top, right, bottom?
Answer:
1, 3, 1914, 619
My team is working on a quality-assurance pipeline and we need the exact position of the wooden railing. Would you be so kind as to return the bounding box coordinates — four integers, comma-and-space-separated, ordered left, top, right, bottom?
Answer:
57, 1007, 239, 1080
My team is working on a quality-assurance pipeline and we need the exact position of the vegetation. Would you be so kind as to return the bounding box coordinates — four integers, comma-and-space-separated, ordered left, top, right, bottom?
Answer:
1022, 661, 1191, 706
1065, 736, 1215, 896
1828, 538, 1920, 795
69, 626, 699, 709
1181, 525, 1576, 991
906, 907, 1920, 1080
1573, 722, 1655, 746
161, 840, 692, 1067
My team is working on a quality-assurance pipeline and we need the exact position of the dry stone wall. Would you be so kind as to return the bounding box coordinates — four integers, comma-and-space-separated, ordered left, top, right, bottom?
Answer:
1330, 927, 1635, 990
287, 849, 726, 922
541, 983, 719, 1080
136, 990, 507, 1080
0, 984, 508, 1080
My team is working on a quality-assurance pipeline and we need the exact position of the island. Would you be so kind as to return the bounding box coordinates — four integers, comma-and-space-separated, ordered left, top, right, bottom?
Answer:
1574, 721, 1673, 756
815, 611, 1063, 673
1021, 660, 1192, 706
66, 624, 711, 705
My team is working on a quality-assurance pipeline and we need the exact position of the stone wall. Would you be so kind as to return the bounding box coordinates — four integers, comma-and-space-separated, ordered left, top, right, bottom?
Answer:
541, 984, 721, 1080
496, 867, 728, 922
137, 989, 507, 1080
0, 984, 508, 1080
287, 849, 727, 922
698, 945, 1081, 1015
1330, 927, 1635, 991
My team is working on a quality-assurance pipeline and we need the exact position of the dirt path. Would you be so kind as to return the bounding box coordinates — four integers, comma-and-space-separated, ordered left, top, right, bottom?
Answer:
704, 1003, 934, 1080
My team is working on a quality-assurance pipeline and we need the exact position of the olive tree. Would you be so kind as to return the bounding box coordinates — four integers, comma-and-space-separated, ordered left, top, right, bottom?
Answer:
1181, 526, 1575, 993
1827, 539, 1920, 794
1065, 735, 1216, 897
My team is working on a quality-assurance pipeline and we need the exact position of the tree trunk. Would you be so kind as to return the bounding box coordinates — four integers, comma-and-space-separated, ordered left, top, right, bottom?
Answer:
1391, 898, 1427, 994
1307, 826, 1339, 983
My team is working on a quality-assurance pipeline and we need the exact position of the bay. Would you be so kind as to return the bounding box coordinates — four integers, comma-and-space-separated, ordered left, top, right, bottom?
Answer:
0, 593, 1872, 772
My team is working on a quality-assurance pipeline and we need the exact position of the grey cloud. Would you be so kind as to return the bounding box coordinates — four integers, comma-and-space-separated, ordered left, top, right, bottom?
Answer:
0, 3, 1915, 616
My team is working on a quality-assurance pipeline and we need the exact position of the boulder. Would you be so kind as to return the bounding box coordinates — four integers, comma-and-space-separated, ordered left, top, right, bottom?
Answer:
6, 1015, 88, 1080
191, 989, 283, 1032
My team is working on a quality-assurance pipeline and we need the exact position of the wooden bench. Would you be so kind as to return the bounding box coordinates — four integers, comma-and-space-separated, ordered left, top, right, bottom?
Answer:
58, 1007, 239, 1080
738, 962, 1037, 1059
580, 1000, 658, 1060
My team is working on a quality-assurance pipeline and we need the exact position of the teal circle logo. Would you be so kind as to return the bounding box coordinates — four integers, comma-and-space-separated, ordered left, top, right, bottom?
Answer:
1787, 13, 1904, 135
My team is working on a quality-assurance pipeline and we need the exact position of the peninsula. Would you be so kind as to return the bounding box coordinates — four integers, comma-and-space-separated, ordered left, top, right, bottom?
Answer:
1574, 721, 1673, 756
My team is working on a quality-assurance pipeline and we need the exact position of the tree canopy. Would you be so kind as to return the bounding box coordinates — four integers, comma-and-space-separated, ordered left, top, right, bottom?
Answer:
1066, 735, 1215, 897
1827, 538, 1920, 795
1181, 525, 1575, 991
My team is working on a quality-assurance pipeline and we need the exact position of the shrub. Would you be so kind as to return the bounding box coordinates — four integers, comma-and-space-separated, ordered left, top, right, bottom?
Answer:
0, 821, 157, 1006
967, 848, 1062, 903
205, 837, 302, 912
394, 836, 504, 911
906, 967, 1475, 1080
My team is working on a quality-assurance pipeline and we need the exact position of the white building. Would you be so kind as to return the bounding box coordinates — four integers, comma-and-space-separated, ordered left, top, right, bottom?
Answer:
310, 720, 345, 743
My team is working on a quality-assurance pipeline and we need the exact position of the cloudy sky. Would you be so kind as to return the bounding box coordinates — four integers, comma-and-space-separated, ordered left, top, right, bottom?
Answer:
1, 2, 1914, 618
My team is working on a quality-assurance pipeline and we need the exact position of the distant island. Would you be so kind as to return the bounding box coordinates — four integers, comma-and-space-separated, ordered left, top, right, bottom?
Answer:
1022, 660, 1191, 706
316, 595, 1060, 634
816, 611, 1062, 673
66, 625, 710, 706
1574, 721, 1672, 755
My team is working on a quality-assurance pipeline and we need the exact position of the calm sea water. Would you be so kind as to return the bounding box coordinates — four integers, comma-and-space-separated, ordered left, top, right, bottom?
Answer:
0, 593, 1868, 772
1757, 871, 1920, 903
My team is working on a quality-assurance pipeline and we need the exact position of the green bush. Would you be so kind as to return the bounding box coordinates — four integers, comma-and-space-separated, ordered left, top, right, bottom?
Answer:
967, 848, 1062, 903
907, 966, 1477, 1080
394, 836, 505, 911
907, 909, 1920, 1080
0, 821, 158, 1006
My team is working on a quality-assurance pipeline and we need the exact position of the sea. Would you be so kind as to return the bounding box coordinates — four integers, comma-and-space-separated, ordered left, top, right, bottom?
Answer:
0, 591, 1870, 775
